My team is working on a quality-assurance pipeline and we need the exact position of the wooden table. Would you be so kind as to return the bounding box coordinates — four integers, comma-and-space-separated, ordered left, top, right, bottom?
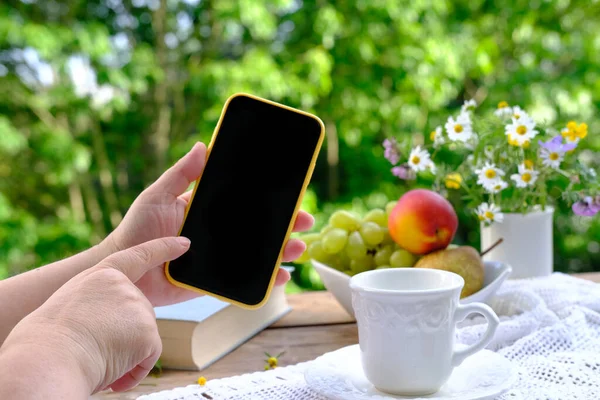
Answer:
95, 272, 600, 399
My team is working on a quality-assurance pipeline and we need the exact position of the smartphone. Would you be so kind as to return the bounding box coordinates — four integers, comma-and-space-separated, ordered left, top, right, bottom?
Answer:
165, 93, 325, 309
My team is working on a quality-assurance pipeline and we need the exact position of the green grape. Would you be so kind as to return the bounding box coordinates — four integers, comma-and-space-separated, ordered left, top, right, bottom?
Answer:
382, 244, 396, 253
295, 250, 311, 264
321, 225, 334, 235
376, 265, 391, 269
359, 222, 384, 246
350, 256, 375, 275
345, 231, 367, 260
337, 252, 351, 270
381, 227, 394, 245
385, 201, 397, 216
390, 249, 417, 268
296, 233, 325, 263
374, 246, 393, 266
301, 233, 322, 246
363, 209, 387, 227
327, 253, 345, 271
329, 210, 361, 231
322, 228, 349, 254
308, 241, 328, 262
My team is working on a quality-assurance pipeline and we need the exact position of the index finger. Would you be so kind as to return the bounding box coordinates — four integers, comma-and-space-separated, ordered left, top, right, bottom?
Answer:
145, 142, 206, 197
102, 237, 191, 283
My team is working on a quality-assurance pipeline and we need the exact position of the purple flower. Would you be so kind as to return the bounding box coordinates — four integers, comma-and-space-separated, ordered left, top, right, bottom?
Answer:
391, 165, 415, 180
383, 138, 400, 165
539, 135, 577, 153
572, 196, 600, 217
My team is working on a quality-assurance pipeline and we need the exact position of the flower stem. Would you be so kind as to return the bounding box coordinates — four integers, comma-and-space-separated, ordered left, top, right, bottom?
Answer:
480, 238, 504, 257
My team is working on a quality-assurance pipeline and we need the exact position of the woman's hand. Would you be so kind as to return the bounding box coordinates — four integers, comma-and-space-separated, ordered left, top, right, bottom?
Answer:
104, 142, 314, 306
0, 237, 191, 398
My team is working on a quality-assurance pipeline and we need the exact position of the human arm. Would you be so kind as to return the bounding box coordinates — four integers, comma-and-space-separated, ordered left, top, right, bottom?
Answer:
0, 237, 189, 399
0, 243, 112, 345
0, 141, 313, 344
0, 331, 92, 399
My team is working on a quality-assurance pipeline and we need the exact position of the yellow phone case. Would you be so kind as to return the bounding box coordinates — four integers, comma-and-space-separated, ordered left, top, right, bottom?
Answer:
164, 92, 325, 309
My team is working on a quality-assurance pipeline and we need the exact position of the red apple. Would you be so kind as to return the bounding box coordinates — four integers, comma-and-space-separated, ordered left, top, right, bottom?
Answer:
388, 189, 458, 255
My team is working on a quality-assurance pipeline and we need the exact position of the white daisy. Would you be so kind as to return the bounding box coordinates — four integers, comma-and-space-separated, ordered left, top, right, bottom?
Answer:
476, 203, 504, 223
445, 113, 473, 143
475, 162, 505, 187
522, 159, 535, 170
483, 179, 508, 194
427, 161, 437, 174
466, 155, 476, 167
463, 133, 478, 150
511, 164, 539, 188
458, 109, 472, 125
511, 106, 529, 121
461, 99, 477, 113
430, 126, 445, 148
505, 115, 538, 147
407, 146, 433, 172
540, 147, 564, 169
494, 101, 513, 118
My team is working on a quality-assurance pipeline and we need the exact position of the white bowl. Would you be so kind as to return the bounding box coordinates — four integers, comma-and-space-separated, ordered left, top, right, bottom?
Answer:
311, 259, 512, 318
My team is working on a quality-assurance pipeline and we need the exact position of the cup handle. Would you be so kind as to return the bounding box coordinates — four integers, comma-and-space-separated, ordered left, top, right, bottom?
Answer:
451, 302, 500, 367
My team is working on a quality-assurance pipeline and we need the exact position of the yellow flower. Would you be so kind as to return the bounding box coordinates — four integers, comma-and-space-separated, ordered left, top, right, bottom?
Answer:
197, 376, 207, 386
576, 122, 588, 139
497, 101, 509, 109
445, 173, 462, 189
524, 159, 534, 170
561, 121, 588, 144
264, 351, 284, 370
508, 137, 529, 148
562, 129, 577, 143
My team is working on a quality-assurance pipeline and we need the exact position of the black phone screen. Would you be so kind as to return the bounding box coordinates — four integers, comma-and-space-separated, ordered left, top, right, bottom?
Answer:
167, 94, 323, 306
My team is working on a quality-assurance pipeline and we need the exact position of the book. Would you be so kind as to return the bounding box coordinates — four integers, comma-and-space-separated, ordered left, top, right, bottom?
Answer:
154, 283, 291, 370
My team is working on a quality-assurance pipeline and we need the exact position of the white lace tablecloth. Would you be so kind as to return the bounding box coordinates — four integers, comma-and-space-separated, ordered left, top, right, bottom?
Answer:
138, 273, 600, 400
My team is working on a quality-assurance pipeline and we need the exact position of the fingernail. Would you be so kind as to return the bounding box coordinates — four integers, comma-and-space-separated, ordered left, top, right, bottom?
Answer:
178, 237, 191, 247
190, 141, 203, 152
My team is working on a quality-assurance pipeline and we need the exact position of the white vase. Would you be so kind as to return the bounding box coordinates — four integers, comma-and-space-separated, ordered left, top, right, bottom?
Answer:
480, 207, 554, 279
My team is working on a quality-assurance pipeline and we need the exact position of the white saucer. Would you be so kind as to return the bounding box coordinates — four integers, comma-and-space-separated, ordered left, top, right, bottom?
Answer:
304, 345, 518, 400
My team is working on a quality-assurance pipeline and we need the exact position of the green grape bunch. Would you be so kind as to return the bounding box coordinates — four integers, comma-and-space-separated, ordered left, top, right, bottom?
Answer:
295, 202, 420, 276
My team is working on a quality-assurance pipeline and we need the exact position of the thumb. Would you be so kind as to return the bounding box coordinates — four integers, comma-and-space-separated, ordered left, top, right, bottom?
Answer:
102, 237, 191, 282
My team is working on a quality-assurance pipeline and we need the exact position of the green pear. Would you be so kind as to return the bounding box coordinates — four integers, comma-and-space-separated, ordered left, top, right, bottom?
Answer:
414, 246, 484, 298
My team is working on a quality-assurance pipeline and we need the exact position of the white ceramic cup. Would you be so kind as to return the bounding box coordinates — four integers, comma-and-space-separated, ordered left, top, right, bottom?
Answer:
349, 268, 500, 396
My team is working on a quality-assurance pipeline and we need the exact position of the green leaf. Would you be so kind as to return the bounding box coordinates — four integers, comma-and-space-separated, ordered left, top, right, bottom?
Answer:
0, 117, 27, 155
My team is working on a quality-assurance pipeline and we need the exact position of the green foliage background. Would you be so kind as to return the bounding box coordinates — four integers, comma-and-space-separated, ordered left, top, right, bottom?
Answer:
1, 0, 599, 290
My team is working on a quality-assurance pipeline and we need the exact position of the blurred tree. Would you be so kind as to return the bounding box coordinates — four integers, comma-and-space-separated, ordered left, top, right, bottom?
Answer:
1, 0, 599, 283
